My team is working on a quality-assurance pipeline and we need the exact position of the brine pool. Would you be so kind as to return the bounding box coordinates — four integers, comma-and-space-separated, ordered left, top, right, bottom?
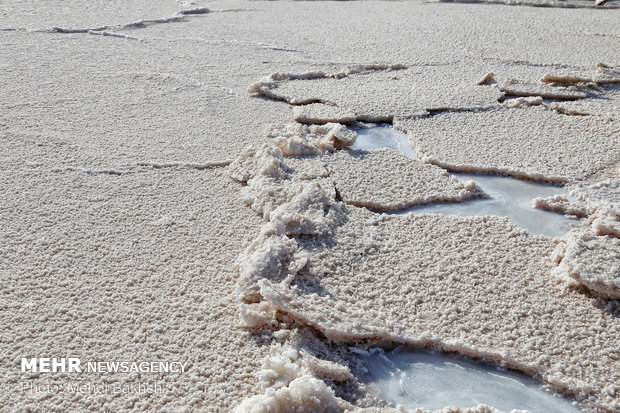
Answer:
358, 348, 583, 412
351, 125, 581, 237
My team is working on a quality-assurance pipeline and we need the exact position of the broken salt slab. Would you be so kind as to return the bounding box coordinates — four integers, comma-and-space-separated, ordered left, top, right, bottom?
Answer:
351, 126, 580, 237
351, 125, 416, 158
361, 348, 583, 413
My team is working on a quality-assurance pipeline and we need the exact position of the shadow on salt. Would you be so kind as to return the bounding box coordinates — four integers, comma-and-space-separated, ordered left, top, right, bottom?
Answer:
356, 348, 583, 412
351, 125, 581, 238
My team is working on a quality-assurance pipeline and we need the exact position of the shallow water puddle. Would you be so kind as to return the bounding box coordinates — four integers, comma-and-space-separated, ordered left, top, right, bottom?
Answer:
351, 125, 580, 237
406, 173, 579, 237
352, 125, 416, 158
359, 348, 583, 412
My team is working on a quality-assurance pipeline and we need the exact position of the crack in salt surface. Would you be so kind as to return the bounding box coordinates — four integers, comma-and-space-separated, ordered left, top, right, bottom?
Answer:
51, 159, 232, 175
51, 166, 135, 176
85, 30, 141, 40
136, 160, 233, 169
247, 64, 407, 105
1, 7, 210, 40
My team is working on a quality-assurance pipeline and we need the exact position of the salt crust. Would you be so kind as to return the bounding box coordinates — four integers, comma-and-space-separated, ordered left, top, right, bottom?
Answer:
503, 96, 543, 109
228, 128, 525, 412
532, 195, 593, 218
265, 123, 358, 156
230, 125, 620, 412
4, 2, 620, 411
541, 64, 620, 85
232, 344, 346, 413
256, 209, 620, 411
327, 149, 485, 211
249, 68, 618, 183
229, 141, 347, 304
553, 209, 620, 298
1, 168, 278, 412
549, 85, 620, 120
397, 106, 619, 182
248, 64, 407, 105
570, 177, 620, 214
293, 104, 357, 125
248, 65, 501, 121
499, 80, 587, 100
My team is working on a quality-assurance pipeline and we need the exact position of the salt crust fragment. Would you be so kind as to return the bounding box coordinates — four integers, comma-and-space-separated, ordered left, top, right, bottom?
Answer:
549, 84, 620, 120
247, 64, 407, 105
230, 140, 347, 309
239, 301, 279, 329
553, 209, 620, 298
570, 177, 620, 214
503, 96, 542, 108
592, 64, 620, 84
476, 72, 495, 86
249, 65, 501, 120
229, 144, 288, 184
540, 73, 592, 84
397, 106, 619, 181
230, 141, 346, 236
236, 224, 304, 302
327, 149, 486, 211
549, 100, 613, 118
540, 64, 620, 85
232, 343, 351, 413
532, 194, 592, 218
267, 122, 357, 156
500, 80, 587, 100
591, 209, 620, 237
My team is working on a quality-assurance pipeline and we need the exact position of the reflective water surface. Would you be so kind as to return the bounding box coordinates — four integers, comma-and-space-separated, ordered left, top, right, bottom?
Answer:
352, 125, 416, 158
359, 348, 583, 412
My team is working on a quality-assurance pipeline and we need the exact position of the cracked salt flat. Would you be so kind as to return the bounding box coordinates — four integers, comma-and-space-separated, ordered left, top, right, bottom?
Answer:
352, 126, 581, 237
361, 348, 583, 413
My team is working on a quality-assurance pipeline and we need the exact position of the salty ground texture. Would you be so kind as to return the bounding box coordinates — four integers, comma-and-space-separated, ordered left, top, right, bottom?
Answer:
532, 195, 593, 218
326, 148, 485, 211
553, 209, 620, 298
232, 131, 620, 411
398, 107, 618, 182
1, 0, 620, 412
